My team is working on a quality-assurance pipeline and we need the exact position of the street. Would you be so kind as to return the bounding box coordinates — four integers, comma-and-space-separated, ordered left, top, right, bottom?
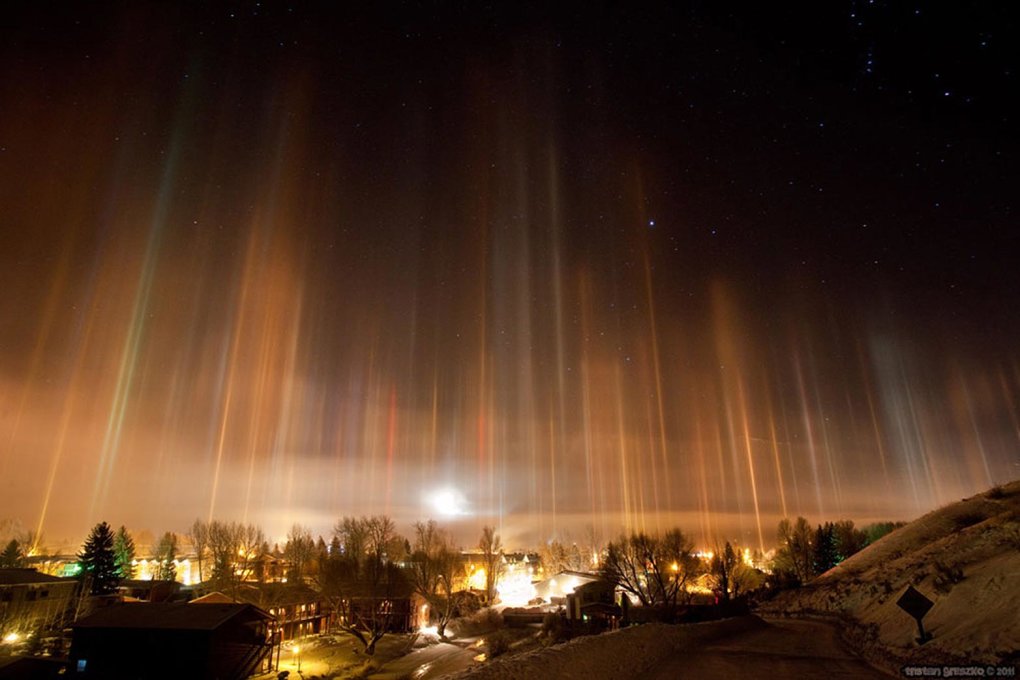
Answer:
647, 617, 894, 679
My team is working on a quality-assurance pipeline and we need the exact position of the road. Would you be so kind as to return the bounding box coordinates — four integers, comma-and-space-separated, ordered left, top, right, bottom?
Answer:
647, 617, 894, 679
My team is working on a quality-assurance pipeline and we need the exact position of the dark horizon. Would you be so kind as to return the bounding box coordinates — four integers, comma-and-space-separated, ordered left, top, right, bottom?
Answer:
1, 2, 1018, 550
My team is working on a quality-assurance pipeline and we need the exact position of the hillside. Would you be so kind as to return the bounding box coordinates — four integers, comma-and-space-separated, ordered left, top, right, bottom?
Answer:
759, 479, 1020, 669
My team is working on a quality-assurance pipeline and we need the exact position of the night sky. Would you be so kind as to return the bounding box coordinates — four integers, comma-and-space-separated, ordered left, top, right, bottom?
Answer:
1, 2, 1018, 550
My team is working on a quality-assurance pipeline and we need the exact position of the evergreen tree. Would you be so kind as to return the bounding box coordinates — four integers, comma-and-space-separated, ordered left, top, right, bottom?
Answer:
1, 538, 25, 568
154, 532, 178, 581
113, 526, 136, 579
812, 522, 839, 575
79, 522, 120, 595
833, 520, 867, 562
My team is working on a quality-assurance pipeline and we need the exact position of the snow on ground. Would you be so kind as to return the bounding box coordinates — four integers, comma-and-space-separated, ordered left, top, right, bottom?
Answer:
759, 479, 1020, 671
369, 641, 478, 680
439, 616, 766, 680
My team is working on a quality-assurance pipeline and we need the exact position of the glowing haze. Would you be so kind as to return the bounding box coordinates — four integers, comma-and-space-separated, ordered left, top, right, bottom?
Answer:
1, 4, 1017, 550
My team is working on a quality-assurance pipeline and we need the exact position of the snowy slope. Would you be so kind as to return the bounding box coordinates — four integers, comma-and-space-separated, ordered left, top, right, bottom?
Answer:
760, 479, 1020, 669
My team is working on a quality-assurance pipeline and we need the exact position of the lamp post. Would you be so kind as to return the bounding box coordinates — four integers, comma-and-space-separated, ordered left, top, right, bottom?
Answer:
293, 645, 301, 672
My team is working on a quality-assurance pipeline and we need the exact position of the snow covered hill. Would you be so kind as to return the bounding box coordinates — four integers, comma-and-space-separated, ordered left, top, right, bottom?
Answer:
760, 479, 1020, 669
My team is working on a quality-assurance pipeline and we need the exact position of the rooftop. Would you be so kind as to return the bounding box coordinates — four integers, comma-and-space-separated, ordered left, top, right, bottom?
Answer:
0, 568, 74, 586
73, 602, 271, 631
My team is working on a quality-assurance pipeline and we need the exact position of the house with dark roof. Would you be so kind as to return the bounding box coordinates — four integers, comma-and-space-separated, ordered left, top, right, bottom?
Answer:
0, 568, 79, 637
190, 583, 327, 641
70, 602, 275, 679
116, 578, 180, 603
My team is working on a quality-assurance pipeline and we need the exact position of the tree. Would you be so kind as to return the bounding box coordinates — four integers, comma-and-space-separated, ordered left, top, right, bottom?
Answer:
775, 517, 814, 583
478, 526, 504, 604
113, 526, 136, 579
154, 532, 178, 581
284, 524, 316, 582
408, 520, 459, 638
315, 515, 409, 655
710, 542, 763, 601
79, 522, 120, 595
582, 524, 604, 570
862, 521, 906, 545
206, 520, 264, 595
833, 520, 867, 562
0, 539, 25, 568
813, 522, 839, 575
539, 538, 589, 575
188, 519, 209, 584
710, 542, 738, 602
600, 529, 699, 616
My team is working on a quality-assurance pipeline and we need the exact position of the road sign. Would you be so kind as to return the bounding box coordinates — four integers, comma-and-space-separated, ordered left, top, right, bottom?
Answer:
896, 586, 934, 619
896, 585, 934, 644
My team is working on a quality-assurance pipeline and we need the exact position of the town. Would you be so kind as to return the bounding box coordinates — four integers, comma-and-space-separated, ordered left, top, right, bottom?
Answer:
3, 484, 1018, 679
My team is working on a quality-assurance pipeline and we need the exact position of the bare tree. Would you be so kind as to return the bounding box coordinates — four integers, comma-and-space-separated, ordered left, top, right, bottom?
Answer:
775, 517, 814, 583
316, 516, 409, 655
540, 539, 581, 574
284, 524, 316, 582
478, 526, 504, 604
408, 520, 458, 638
205, 521, 264, 596
583, 524, 604, 570
600, 529, 699, 615
187, 519, 209, 583
709, 542, 738, 602
234, 523, 265, 586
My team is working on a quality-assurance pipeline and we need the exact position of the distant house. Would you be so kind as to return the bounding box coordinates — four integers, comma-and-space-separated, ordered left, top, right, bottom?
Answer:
0, 568, 79, 635
533, 571, 619, 622
116, 579, 180, 603
70, 602, 275, 679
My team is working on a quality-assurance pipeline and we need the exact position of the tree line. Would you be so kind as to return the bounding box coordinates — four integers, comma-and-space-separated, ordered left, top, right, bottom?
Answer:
772, 516, 906, 585
71, 516, 506, 656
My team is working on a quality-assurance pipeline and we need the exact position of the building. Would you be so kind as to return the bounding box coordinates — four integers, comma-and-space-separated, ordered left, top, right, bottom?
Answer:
116, 579, 180, 603
0, 568, 79, 637
533, 570, 620, 623
191, 583, 326, 641
70, 601, 275, 679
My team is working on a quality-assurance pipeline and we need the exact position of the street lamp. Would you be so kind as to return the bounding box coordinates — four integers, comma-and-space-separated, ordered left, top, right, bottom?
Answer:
293, 645, 301, 672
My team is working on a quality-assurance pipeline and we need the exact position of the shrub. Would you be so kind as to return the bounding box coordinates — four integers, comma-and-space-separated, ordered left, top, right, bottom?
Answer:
988, 485, 1007, 500
933, 561, 964, 594
540, 612, 569, 646
487, 629, 513, 658
953, 511, 986, 530
1003, 523, 1020, 551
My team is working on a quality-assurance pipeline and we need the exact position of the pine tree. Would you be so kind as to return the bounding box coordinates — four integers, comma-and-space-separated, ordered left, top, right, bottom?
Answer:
812, 522, 839, 575
113, 526, 136, 579
1, 539, 25, 568
79, 522, 120, 595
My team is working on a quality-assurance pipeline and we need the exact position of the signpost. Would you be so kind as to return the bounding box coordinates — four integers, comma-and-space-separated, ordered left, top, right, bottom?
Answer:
896, 585, 934, 644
